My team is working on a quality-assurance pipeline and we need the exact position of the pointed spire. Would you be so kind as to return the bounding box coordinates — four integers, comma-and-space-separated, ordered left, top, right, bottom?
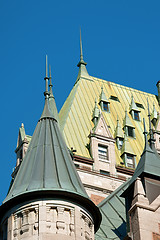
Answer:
121, 131, 135, 156
92, 99, 100, 118
77, 29, 89, 80
44, 55, 50, 99
40, 56, 55, 120
123, 109, 134, 128
99, 86, 109, 103
92, 99, 100, 126
129, 95, 139, 112
49, 64, 54, 96
80, 28, 83, 62
147, 99, 155, 149
143, 118, 150, 150
48, 65, 60, 124
115, 116, 124, 139
151, 102, 158, 126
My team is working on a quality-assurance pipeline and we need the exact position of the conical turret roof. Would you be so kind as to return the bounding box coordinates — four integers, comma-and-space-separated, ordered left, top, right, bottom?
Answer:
1, 58, 101, 230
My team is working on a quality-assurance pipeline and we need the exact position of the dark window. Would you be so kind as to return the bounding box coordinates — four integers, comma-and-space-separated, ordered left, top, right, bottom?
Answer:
110, 95, 120, 102
98, 145, 108, 161
100, 170, 110, 176
103, 102, 109, 112
133, 111, 140, 121
135, 102, 144, 109
126, 154, 135, 168
74, 164, 80, 168
128, 127, 134, 137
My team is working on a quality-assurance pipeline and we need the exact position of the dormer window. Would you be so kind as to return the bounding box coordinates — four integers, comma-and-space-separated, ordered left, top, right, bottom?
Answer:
102, 101, 110, 112
129, 95, 141, 121
99, 86, 110, 113
133, 110, 140, 121
98, 145, 108, 161
119, 138, 123, 149
123, 110, 136, 138
128, 126, 134, 137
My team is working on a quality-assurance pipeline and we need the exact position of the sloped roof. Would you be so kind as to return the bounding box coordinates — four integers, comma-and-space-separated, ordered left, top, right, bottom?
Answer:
1, 73, 101, 230
4, 97, 90, 203
59, 74, 159, 166
95, 179, 130, 240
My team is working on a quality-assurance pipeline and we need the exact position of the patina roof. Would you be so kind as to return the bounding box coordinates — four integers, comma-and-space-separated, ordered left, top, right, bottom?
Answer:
4, 59, 90, 205
59, 71, 159, 167
95, 179, 130, 240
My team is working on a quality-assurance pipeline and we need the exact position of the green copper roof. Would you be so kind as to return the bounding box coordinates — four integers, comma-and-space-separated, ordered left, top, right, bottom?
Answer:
95, 179, 130, 240
4, 58, 89, 202
5, 103, 88, 204
2, 59, 101, 231
115, 116, 124, 139
99, 86, 109, 103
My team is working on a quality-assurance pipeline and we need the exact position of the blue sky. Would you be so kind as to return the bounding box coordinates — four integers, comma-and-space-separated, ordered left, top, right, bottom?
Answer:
0, 0, 160, 204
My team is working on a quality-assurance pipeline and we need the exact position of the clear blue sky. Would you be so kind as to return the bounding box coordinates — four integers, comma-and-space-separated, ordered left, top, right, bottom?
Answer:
0, 0, 160, 204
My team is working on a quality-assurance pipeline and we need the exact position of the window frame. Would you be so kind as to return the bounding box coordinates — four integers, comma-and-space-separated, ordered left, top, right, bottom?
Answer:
98, 144, 109, 162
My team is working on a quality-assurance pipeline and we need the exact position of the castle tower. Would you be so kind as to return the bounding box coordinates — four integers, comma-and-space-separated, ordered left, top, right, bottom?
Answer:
0, 57, 101, 240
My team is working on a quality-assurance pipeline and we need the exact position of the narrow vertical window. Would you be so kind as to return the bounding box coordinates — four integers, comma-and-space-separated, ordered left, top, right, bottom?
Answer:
126, 154, 135, 168
98, 145, 108, 161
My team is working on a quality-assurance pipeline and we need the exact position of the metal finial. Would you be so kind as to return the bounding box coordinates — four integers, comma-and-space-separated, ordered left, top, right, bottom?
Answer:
44, 55, 49, 99
49, 64, 53, 87
45, 55, 48, 78
143, 118, 148, 146
147, 99, 155, 149
80, 28, 83, 61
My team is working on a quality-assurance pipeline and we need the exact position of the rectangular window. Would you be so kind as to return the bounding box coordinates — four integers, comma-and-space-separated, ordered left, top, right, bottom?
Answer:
134, 111, 140, 121
110, 95, 120, 102
100, 170, 110, 176
126, 154, 135, 168
103, 102, 109, 112
98, 145, 108, 161
119, 138, 123, 149
128, 127, 134, 137
136, 102, 144, 109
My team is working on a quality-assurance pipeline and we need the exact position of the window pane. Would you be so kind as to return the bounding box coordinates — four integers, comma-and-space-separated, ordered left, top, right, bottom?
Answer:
128, 127, 133, 137
134, 111, 139, 120
126, 154, 135, 168
103, 102, 109, 111
119, 138, 123, 149
98, 145, 108, 160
